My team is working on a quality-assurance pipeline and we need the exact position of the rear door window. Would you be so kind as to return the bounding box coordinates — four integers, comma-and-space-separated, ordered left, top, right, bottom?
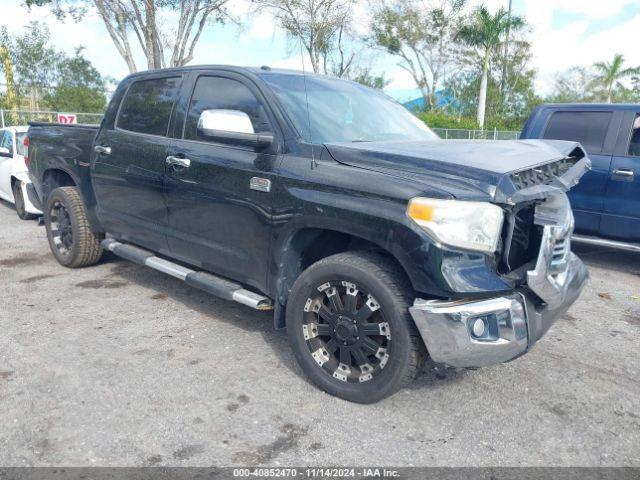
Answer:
117, 76, 181, 136
543, 111, 612, 154
627, 114, 640, 157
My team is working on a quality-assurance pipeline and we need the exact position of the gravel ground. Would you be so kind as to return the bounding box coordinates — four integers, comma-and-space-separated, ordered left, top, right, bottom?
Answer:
0, 198, 638, 467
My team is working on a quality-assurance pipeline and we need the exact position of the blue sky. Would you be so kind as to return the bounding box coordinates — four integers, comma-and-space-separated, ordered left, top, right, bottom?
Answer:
2, 0, 640, 105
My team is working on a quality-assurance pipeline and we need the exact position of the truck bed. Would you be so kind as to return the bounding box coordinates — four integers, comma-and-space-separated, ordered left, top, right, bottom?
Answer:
27, 122, 100, 214
28, 122, 99, 183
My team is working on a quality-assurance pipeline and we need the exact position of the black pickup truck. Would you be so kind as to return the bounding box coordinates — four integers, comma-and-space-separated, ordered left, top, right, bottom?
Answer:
27, 66, 589, 403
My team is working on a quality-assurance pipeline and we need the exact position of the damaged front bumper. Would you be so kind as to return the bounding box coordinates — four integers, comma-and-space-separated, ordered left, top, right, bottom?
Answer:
409, 193, 588, 368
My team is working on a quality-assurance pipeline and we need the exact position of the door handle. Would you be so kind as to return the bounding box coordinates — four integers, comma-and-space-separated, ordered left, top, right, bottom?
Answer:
94, 145, 111, 155
612, 168, 635, 181
166, 156, 191, 168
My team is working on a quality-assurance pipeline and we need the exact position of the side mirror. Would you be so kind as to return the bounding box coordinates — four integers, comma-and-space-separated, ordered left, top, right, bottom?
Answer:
197, 109, 274, 149
0, 147, 11, 157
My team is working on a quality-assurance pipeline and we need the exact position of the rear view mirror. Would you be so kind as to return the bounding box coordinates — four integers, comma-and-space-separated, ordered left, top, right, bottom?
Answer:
197, 109, 274, 149
0, 147, 11, 157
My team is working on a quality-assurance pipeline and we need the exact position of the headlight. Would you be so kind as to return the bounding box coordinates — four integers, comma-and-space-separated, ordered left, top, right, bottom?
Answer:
407, 198, 504, 254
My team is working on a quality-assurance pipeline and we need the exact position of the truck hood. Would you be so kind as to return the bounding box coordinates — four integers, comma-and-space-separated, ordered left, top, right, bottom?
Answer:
324, 139, 590, 204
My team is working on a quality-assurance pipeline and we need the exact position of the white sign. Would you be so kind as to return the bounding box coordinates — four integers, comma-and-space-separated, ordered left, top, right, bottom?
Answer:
57, 113, 77, 124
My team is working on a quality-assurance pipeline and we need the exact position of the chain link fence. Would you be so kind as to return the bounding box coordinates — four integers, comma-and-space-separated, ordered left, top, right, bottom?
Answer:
1, 109, 522, 141
432, 127, 521, 140
0, 109, 104, 128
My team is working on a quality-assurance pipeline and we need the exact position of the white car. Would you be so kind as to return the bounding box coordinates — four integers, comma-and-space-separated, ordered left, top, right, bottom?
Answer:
0, 126, 42, 219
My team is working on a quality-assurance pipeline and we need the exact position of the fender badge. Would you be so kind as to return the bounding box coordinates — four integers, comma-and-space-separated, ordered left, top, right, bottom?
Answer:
250, 177, 271, 192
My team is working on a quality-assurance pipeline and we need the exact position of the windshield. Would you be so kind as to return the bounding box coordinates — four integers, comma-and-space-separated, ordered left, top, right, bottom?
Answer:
260, 72, 439, 144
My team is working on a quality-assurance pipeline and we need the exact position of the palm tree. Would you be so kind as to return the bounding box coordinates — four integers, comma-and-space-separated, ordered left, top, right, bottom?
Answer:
458, 6, 524, 129
593, 54, 640, 103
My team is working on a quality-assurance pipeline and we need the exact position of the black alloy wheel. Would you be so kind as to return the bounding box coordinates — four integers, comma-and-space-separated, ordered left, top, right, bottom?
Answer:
49, 199, 74, 256
44, 187, 103, 268
302, 281, 391, 383
286, 252, 425, 403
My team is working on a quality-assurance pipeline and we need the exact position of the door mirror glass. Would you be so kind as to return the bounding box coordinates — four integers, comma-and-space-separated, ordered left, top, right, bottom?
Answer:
0, 146, 11, 157
198, 109, 255, 136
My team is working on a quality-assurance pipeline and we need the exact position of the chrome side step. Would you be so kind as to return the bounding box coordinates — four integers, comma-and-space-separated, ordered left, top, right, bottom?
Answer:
102, 239, 274, 311
572, 234, 640, 253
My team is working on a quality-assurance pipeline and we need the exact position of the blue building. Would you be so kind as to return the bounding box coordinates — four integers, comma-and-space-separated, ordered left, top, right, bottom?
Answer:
402, 90, 460, 112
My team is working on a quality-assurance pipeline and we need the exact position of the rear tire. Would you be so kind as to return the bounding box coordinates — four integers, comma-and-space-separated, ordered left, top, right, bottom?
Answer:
286, 251, 425, 403
44, 186, 103, 268
13, 181, 36, 220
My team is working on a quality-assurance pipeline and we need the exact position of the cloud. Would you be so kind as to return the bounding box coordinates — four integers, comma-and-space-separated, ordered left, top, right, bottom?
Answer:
3, 0, 639, 100
244, 12, 280, 42
271, 55, 314, 72
4, 1, 131, 79
522, 0, 640, 93
540, 0, 635, 19
386, 69, 416, 90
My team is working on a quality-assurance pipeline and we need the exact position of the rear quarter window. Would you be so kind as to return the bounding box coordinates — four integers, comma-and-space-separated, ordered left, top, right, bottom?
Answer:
16, 133, 27, 156
543, 111, 612, 154
117, 76, 181, 136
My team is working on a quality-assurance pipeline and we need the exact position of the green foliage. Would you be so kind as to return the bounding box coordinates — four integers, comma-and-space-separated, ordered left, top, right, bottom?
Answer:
370, 0, 466, 108
546, 66, 599, 103
349, 67, 390, 90
11, 22, 62, 102
592, 54, 640, 103
416, 110, 477, 129
0, 22, 107, 113
437, 30, 540, 131
43, 48, 107, 112
457, 5, 525, 128
416, 109, 524, 131
458, 6, 524, 53
545, 55, 640, 104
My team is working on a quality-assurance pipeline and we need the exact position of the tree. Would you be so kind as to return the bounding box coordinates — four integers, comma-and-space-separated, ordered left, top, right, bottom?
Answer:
349, 67, 390, 90
442, 30, 539, 130
593, 53, 640, 103
0, 28, 18, 113
458, 5, 524, 128
1, 22, 107, 114
547, 66, 599, 103
44, 48, 107, 112
9, 22, 62, 111
26, 0, 233, 73
253, 0, 358, 77
370, 0, 466, 109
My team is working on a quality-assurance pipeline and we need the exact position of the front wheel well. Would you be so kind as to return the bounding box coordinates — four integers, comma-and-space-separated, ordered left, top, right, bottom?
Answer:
274, 228, 413, 328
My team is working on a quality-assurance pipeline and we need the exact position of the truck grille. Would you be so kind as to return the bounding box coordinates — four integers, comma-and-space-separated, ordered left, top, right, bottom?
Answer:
501, 204, 542, 272
511, 158, 578, 190
549, 236, 571, 274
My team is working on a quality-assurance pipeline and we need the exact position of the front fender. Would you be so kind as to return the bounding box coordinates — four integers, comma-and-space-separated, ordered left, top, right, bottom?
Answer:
270, 184, 513, 302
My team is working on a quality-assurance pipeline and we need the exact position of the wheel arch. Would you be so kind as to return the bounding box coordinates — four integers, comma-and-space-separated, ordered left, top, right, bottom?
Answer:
42, 168, 78, 202
272, 227, 414, 329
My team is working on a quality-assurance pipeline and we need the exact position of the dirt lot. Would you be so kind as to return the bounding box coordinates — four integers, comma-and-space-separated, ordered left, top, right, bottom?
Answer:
0, 199, 638, 467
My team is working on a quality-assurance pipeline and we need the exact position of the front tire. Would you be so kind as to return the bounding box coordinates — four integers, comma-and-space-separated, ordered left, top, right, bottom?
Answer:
44, 186, 103, 268
286, 252, 424, 403
13, 181, 36, 220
